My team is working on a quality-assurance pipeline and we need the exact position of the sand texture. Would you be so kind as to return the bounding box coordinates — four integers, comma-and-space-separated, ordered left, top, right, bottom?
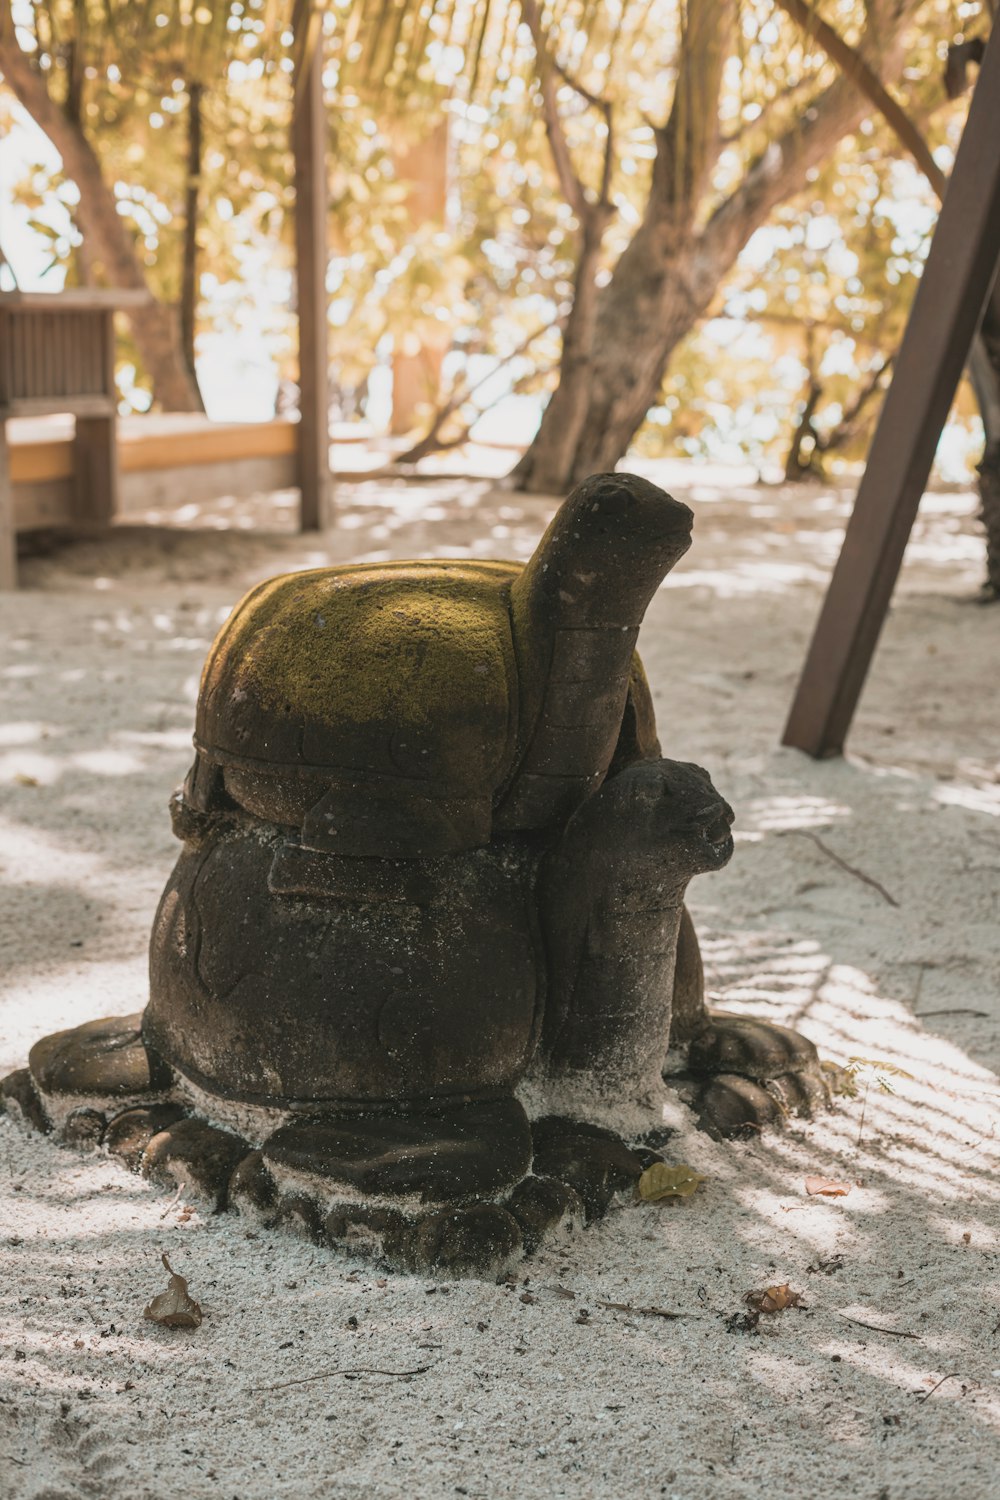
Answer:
1, 467, 998, 1499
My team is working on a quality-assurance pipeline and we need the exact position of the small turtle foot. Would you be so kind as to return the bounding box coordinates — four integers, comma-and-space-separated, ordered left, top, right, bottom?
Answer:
29, 1013, 173, 1101
325, 1201, 526, 1277
254, 1096, 535, 1276
681, 1012, 832, 1139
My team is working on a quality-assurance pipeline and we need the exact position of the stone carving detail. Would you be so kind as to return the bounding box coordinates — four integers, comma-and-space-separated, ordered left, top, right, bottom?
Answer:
3, 473, 830, 1274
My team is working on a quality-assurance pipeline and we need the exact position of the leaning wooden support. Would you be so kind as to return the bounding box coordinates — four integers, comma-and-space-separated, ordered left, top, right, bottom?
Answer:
783, 26, 1000, 758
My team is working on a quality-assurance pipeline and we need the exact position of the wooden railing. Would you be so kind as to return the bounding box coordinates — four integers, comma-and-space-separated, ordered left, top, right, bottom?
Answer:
9, 417, 301, 532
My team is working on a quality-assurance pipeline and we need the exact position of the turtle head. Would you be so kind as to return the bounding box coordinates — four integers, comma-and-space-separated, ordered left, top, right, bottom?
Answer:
497, 473, 694, 832
510, 472, 693, 631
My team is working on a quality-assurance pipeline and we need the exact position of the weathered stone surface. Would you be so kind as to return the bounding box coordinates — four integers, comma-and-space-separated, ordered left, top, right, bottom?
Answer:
270, 1193, 323, 1241
325, 1204, 415, 1264
61, 1108, 106, 1146
104, 1104, 188, 1170
765, 1070, 830, 1117
143, 1118, 248, 1207
145, 832, 541, 1108
1, 1068, 50, 1134
263, 1098, 533, 1203
505, 1176, 584, 1254
697, 1074, 785, 1138
412, 1205, 523, 1276
29, 1014, 170, 1098
228, 1150, 278, 1215
530, 1118, 646, 1221
687, 1015, 819, 1081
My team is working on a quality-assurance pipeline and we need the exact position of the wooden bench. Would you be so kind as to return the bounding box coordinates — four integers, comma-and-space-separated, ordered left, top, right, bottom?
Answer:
0, 288, 151, 587
9, 413, 303, 531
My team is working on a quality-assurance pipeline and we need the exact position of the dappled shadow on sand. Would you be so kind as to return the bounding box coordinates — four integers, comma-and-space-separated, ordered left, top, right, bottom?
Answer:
1, 475, 998, 1496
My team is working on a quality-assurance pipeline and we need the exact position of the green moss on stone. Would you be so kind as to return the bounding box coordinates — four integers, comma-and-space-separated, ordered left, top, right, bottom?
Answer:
197, 561, 522, 790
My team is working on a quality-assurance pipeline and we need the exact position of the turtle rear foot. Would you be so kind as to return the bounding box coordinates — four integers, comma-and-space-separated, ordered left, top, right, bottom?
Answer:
678, 1011, 832, 1138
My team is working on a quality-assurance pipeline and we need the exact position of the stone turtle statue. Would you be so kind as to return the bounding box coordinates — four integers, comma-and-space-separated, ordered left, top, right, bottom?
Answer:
3, 473, 830, 1275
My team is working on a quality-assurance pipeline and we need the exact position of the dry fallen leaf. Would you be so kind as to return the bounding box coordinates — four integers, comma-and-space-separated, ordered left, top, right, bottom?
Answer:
746, 1283, 806, 1315
805, 1176, 852, 1198
14, 773, 40, 788
143, 1253, 203, 1330
636, 1162, 707, 1202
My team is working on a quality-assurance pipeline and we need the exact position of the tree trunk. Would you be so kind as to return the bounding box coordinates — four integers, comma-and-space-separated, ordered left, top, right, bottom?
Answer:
180, 81, 203, 388
514, 3, 919, 491
389, 119, 449, 435
510, 212, 609, 492
784, 379, 823, 481
0, 26, 204, 412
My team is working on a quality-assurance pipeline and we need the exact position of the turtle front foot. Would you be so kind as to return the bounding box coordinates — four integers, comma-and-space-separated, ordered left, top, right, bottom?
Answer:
678, 1012, 832, 1138
4, 1017, 661, 1278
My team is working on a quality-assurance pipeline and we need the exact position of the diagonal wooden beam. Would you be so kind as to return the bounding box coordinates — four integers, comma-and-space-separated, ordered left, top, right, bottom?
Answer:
782, 24, 1000, 758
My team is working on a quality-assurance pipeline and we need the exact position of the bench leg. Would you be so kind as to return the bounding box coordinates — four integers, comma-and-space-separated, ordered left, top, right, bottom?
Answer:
0, 424, 16, 590
73, 414, 119, 525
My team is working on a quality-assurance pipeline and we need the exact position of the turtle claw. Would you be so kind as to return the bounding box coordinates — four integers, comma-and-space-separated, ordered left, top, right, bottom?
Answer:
0, 1068, 50, 1135
143, 1117, 249, 1210
530, 1117, 647, 1221
684, 1011, 831, 1139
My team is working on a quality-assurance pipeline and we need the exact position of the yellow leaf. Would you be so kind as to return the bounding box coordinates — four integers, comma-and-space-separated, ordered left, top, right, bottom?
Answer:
636, 1162, 706, 1203
14, 773, 40, 787
746, 1283, 805, 1315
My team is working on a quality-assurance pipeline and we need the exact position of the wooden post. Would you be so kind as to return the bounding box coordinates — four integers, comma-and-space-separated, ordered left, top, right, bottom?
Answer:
73, 311, 118, 523
292, 0, 332, 532
0, 424, 15, 590
782, 27, 1000, 758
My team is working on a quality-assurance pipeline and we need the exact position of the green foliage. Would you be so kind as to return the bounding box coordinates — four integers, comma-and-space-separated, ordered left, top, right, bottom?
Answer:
3, 0, 990, 453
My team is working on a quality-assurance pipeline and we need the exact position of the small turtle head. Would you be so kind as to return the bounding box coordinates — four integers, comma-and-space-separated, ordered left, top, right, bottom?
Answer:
557, 758, 735, 899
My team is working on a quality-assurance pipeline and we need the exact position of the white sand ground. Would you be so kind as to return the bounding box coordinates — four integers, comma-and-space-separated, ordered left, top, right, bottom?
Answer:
1, 465, 999, 1500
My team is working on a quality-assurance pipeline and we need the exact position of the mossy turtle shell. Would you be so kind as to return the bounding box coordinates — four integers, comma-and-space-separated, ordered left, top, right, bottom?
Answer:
185, 475, 695, 858
193, 560, 521, 853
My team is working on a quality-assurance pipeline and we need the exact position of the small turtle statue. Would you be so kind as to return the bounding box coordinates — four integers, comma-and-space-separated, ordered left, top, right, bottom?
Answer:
3, 474, 830, 1275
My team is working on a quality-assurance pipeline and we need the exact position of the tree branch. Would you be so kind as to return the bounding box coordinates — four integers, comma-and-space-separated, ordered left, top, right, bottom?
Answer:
700, 0, 923, 277
394, 323, 553, 464
650, 0, 736, 219
773, 0, 947, 200
519, 0, 588, 219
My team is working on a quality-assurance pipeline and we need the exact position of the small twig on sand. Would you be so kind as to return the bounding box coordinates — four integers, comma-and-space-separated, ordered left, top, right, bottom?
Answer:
836, 1312, 920, 1339
596, 1300, 688, 1320
918, 1372, 969, 1403
915, 1008, 990, 1019
786, 830, 899, 907
254, 1364, 432, 1392
159, 1182, 186, 1219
